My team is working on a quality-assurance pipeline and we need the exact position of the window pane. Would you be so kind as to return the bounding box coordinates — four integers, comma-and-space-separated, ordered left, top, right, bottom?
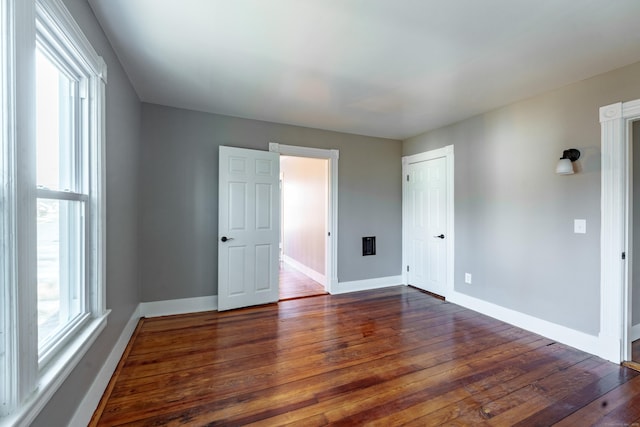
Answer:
36, 48, 76, 192
37, 199, 84, 350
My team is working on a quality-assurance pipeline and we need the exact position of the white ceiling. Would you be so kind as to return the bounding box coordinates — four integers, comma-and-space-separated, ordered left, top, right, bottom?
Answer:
88, 0, 640, 140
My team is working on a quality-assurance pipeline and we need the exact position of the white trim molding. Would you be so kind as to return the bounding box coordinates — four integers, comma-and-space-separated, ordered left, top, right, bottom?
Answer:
401, 145, 455, 298
269, 142, 339, 294
35, 0, 105, 81
269, 142, 339, 161
140, 296, 218, 318
448, 291, 601, 357
600, 98, 640, 363
333, 276, 403, 295
1, 0, 37, 418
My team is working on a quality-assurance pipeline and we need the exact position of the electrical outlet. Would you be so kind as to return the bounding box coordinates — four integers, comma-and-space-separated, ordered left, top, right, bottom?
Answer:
465, 273, 472, 284
574, 219, 586, 234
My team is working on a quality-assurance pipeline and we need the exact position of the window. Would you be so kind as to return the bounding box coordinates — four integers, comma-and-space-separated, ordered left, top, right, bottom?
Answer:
35, 32, 89, 365
1, 0, 107, 423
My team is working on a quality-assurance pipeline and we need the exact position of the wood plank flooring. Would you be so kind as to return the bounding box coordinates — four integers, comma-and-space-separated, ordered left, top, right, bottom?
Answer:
279, 263, 327, 300
91, 286, 640, 426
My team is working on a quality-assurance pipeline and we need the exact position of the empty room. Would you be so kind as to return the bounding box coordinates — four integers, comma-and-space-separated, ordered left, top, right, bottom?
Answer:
4, 0, 640, 426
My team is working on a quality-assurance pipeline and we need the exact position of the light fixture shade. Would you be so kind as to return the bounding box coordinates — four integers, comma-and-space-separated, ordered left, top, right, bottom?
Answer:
556, 158, 574, 175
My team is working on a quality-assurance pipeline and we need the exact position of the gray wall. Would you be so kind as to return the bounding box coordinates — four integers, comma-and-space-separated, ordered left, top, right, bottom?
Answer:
32, 0, 141, 425
139, 103, 402, 302
404, 60, 640, 336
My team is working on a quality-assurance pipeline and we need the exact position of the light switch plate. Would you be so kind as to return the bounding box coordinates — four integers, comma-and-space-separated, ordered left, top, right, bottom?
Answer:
574, 219, 586, 234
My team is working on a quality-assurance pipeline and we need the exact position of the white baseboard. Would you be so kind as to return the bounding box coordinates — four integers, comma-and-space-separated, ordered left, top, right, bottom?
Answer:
448, 291, 606, 361
68, 305, 141, 427
140, 295, 218, 318
333, 275, 403, 295
283, 255, 327, 287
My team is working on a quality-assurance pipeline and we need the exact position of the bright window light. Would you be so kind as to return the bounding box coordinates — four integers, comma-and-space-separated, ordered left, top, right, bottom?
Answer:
35, 45, 87, 361
36, 199, 84, 351
35, 48, 75, 192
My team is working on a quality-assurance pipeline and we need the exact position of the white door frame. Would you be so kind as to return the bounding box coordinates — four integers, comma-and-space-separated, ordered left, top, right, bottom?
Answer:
402, 145, 454, 298
600, 99, 640, 363
269, 142, 339, 294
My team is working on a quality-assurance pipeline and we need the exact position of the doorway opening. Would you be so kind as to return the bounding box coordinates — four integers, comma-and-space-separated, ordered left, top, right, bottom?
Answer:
402, 145, 454, 300
600, 99, 640, 364
279, 155, 328, 300
627, 120, 640, 369
269, 142, 339, 299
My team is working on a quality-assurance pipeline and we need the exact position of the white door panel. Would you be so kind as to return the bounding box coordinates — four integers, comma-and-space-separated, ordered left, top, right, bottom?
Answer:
407, 156, 448, 296
218, 146, 280, 311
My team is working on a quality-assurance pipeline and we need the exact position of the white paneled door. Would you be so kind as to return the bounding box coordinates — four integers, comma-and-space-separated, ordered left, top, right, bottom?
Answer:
218, 146, 280, 311
407, 156, 448, 297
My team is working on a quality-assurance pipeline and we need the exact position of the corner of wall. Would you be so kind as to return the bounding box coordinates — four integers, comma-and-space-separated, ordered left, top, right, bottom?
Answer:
139, 295, 218, 318
68, 304, 142, 426
447, 291, 613, 362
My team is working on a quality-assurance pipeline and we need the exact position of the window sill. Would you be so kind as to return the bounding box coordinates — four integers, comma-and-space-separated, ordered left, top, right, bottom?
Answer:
1, 310, 110, 427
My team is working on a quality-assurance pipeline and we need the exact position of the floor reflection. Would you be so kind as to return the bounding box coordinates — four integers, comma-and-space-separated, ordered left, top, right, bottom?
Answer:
279, 262, 327, 300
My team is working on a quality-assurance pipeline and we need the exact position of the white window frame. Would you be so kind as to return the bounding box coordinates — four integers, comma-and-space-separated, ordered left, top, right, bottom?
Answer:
1, 0, 108, 424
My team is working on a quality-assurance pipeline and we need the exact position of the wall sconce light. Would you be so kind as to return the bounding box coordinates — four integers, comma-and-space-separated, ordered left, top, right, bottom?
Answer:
556, 148, 580, 175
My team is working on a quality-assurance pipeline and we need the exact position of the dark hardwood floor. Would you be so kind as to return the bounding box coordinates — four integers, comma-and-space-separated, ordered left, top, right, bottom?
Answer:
279, 262, 327, 300
91, 286, 640, 426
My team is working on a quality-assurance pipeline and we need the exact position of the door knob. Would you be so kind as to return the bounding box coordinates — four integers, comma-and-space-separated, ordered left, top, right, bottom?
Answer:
434, 234, 445, 239
221, 236, 234, 242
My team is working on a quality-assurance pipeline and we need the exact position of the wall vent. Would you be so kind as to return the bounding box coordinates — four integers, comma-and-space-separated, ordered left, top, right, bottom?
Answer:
362, 236, 376, 256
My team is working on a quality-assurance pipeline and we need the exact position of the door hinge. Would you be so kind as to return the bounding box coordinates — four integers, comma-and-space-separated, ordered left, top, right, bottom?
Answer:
407, 265, 410, 272
328, 232, 331, 237
406, 174, 410, 182
622, 251, 626, 260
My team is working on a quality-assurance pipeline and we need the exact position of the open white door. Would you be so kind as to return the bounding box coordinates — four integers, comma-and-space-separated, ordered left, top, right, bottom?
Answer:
218, 146, 280, 311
